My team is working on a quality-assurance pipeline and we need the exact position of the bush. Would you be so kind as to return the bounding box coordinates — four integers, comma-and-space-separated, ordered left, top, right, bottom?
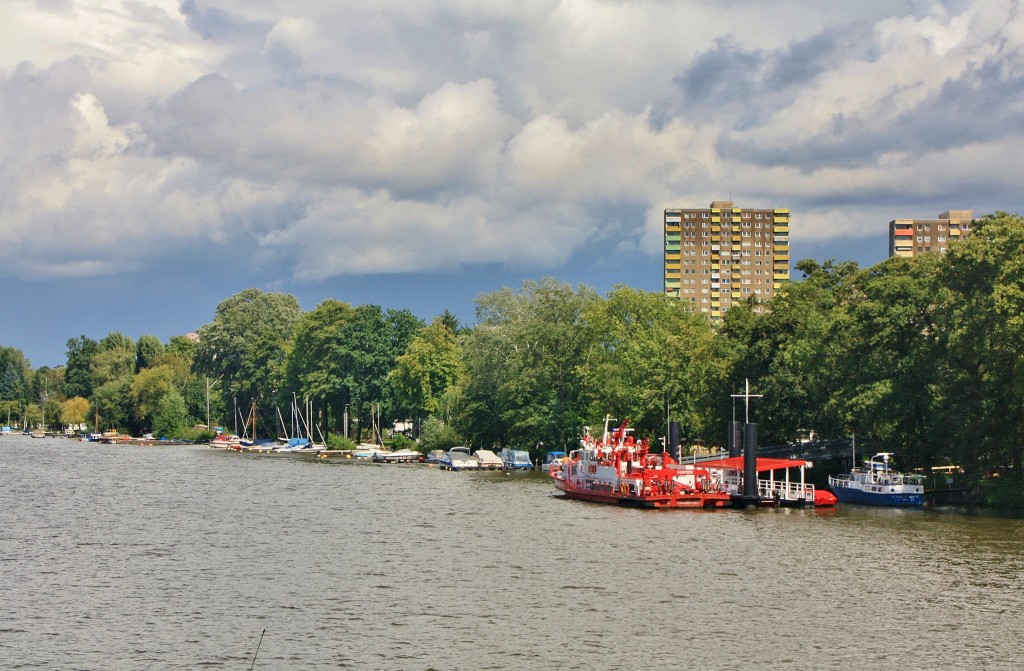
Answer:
980, 476, 1024, 509
179, 426, 218, 442
327, 434, 357, 451
389, 433, 415, 450
418, 416, 461, 452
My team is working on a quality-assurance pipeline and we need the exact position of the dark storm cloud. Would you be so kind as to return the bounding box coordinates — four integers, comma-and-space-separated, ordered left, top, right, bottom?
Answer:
673, 22, 878, 130
764, 24, 879, 88
673, 36, 761, 105
720, 46, 1024, 172
675, 23, 878, 102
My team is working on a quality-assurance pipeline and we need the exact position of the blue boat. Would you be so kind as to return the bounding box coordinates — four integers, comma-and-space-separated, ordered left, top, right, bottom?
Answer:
499, 448, 533, 470
828, 452, 924, 506
541, 451, 566, 472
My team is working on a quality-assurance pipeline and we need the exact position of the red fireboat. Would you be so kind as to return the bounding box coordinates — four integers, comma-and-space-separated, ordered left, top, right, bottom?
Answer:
549, 417, 732, 509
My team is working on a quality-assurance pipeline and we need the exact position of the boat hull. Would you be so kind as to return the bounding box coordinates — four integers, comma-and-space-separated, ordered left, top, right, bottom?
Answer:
553, 477, 731, 509
830, 486, 923, 507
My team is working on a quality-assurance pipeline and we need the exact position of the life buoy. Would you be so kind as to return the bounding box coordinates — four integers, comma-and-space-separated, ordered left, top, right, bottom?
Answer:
619, 482, 629, 494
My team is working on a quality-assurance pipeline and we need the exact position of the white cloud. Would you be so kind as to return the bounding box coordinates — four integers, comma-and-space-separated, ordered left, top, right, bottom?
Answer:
1, 0, 1022, 284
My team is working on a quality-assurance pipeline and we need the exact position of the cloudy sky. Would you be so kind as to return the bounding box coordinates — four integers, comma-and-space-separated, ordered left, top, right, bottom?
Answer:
2, 0, 1022, 367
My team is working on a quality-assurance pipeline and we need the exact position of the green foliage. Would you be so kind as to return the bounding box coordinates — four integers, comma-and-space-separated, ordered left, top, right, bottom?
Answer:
166, 335, 197, 362
64, 335, 99, 399
418, 416, 461, 452
194, 288, 303, 419
92, 378, 132, 433
718, 259, 860, 444
91, 340, 135, 388
178, 426, 218, 442
152, 389, 188, 438
828, 255, 946, 465
61, 396, 91, 426
135, 334, 165, 372
287, 302, 423, 440
437, 309, 461, 334
389, 432, 415, 450
0, 346, 30, 401
580, 285, 717, 441
286, 299, 356, 423
936, 212, 1024, 477
978, 476, 1024, 510
326, 434, 357, 451
455, 278, 598, 452
387, 317, 464, 420
130, 365, 178, 429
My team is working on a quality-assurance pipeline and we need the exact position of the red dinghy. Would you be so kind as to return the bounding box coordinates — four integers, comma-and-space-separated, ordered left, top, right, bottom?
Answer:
549, 418, 732, 509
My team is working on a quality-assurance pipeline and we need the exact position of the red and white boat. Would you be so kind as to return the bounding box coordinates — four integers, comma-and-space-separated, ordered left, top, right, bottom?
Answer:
549, 418, 732, 509
210, 433, 242, 449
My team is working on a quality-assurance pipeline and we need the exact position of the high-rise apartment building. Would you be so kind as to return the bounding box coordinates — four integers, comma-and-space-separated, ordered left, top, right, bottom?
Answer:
663, 201, 790, 320
889, 210, 974, 258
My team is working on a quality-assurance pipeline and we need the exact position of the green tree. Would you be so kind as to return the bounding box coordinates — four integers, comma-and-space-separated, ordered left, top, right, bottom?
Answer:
387, 317, 464, 421
437, 309, 461, 334
286, 299, 356, 434
91, 332, 136, 388
828, 255, 945, 466
135, 334, 165, 372
93, 379, 132, 432
130, 365, 178, 430
152, 388, 188, 438
194, 288, 302, 422
61, 396, 91, 428
580, 285, 718, 443
937, 212, 1024, 480
718, 259, 859, 444
332, 305, 423, 440
0, 346, 30, 402
166, 335, 197, 361
418, 416, 462, 452
64, 335, 98, 399
457, 278, 598, 451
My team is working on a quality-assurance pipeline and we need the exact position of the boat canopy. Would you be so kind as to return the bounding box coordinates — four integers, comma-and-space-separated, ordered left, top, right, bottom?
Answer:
698, 456, 809, 472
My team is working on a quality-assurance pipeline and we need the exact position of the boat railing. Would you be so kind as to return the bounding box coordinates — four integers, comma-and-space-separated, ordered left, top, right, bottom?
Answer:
757, 478, 814, 502
720, 473, 815, 502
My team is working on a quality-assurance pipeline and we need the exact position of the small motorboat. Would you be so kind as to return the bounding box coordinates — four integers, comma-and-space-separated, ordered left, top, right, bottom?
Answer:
438, 447, 478, 471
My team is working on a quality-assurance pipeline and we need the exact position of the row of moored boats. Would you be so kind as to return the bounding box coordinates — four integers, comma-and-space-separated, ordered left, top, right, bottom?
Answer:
548, 417, 925, 509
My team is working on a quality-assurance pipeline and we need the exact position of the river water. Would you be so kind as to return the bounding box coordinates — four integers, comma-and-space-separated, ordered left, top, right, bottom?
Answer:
2, 435, 1023, 670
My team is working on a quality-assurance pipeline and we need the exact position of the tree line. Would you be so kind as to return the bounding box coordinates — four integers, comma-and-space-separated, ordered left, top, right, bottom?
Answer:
2, 212, 1023, 500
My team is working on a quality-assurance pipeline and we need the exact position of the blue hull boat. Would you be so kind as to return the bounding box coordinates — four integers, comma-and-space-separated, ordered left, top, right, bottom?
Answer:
829, 452, 924, 507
